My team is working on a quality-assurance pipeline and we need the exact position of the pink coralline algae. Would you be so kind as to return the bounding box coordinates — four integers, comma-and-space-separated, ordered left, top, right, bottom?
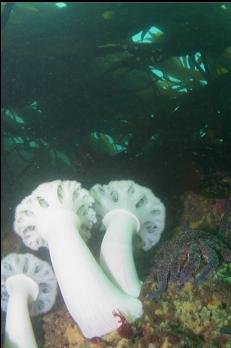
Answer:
147, 204, 231, 300
213, 198, 229, 215
112, 309, 134, 339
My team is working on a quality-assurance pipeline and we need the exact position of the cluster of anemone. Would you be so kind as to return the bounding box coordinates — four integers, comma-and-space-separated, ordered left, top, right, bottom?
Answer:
1, 179, 165, 347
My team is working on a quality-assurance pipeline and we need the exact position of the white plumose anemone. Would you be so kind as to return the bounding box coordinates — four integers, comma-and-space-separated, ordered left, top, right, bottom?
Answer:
1, 253, 57, 348
91, 180, 165, 297
14, 180, 143, 338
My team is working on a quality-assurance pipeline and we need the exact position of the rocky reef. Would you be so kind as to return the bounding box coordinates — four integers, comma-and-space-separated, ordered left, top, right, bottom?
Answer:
41, 271, 231, 348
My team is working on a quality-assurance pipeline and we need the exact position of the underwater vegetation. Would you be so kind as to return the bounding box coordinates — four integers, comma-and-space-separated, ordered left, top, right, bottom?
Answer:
1, 3, 231, 232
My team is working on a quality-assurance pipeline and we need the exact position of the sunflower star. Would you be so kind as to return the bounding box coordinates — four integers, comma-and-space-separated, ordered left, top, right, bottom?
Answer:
147, 204, 231, 300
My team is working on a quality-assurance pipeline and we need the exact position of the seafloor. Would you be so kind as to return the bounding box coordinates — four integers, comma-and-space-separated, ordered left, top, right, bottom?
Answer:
1, 183, 231, 348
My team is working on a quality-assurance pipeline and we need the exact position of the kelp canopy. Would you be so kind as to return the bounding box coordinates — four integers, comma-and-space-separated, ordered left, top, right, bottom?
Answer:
1, 2, 231, 234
